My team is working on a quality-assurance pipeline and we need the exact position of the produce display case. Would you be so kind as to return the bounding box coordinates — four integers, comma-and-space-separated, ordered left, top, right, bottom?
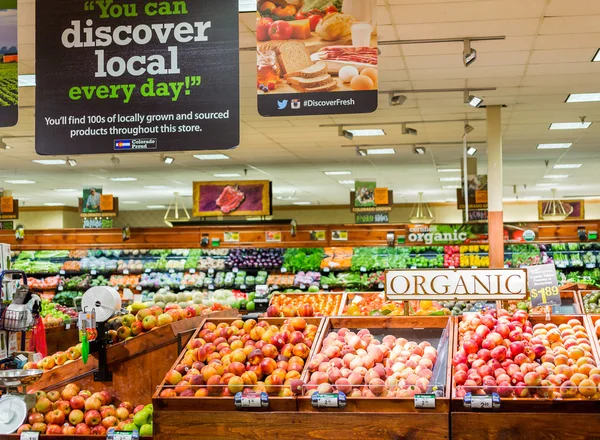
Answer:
297, 316, 453, 413
153, 317, 325, 412
450, 311, 600, 440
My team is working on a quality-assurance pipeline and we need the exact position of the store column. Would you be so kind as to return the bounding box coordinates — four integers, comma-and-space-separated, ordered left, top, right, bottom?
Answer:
487, 105, 504, 268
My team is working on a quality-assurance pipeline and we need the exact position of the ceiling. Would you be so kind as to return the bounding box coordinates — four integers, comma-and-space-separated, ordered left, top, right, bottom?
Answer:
2, 0, 600, 209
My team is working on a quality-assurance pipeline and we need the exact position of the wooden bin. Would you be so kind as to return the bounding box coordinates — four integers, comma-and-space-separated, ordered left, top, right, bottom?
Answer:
503, 289, 583, 316
153, 316, 325, 413
451, 314, 600, 440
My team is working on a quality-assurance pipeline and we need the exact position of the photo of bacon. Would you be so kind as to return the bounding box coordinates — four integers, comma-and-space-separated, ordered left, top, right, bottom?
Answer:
216, 185, 246, 214
315, 46, 378, 66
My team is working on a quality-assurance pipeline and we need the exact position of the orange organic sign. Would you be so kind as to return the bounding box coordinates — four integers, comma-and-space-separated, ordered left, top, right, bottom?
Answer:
0, 197, 13, 213
374, 188, 389, 205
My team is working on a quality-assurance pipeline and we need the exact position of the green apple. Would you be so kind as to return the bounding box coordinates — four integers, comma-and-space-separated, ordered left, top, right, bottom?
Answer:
121, 314, 136, 328
140, 423, 153, 436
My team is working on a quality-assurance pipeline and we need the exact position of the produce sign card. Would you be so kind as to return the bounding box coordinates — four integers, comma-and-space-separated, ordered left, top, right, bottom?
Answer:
193, 181, 272, 217
0, 0, 17, 128
385, 269, 528, 301
527, 263, 561, 307
256, 0, 378, 116
35, 0, 239, 155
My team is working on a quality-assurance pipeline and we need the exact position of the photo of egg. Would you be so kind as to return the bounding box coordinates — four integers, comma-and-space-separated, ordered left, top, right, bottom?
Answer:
339, 65, 359, 83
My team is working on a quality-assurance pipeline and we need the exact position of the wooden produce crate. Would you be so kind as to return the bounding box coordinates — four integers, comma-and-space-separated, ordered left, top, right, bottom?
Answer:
504, 289, 583, 316
153, 316, 325, 413
298, 316, 453, 415
585, 314, 600, 368
451, 313, 600, 440
341, 292, 457, 317
578, 290, 600, 314
268, 292, 345, 317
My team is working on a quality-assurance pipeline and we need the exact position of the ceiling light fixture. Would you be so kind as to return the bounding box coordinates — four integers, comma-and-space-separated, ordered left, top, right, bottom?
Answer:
367, 148, 396, 155
276, 196, 299, 201
464, 123, 475, 134
593, 48, 600, 62
409, 192, 434, 224
402, 124, 418, 136
389, 94, 407, 106
121, 201, 140, 205
5, 180, 35, 184
438, 168, 461, 173
193, 154, 230, 160
440, 177, 461, 182
536, 183, 556, 187
566, 93, 600, 103
164, 191, 191, 227
163, 156, 175, 164
467, 147, 477, 156
542, 188, 569, 221
549, 119, 592, 130
293, 201, 312, 206
144, 185, 170, 189
0, 139, 7, 150
544, 175, 569, 179
32, 159, 66, 165
111, 155, 120, 165
338, 180, 355, 185
553, 164, 582, 169
442, 185, 461, 189
463, 38, 477, 67
214, 173, 241, 177
54, 188, 78, 192
147, 205, 166, 209
346, 129, 386, 137
414, 146, 426, 155
537, 143, 572, 150
110, 177, 137, 182
324, 171, 352, 176
67, 158, 77, 167
356, 147, 367, 157
464, 90, 483, 108
44, 203, 66, 207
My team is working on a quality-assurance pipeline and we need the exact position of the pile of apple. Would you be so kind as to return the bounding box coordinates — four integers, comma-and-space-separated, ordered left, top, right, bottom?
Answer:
23, 344, 83, 372
17, 383, 153, 436
159, 317, 318, 398
453, 309, 600, 399
107, 303, 204, 344
304, 328, 438, 398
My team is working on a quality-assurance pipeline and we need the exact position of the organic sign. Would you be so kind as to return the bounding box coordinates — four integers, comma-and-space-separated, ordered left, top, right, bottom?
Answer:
256, 0, 378, 116
527, 264, 561, 307
406, 224, 488, 245
193, 181, 272, 217
385, 269, 528, 301
0, 0, 18, 128
36, 0, 240, 155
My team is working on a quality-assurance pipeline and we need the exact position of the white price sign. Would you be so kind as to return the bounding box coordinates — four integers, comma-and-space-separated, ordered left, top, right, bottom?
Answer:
20, 432, 40, 440
414, 394, 435, 409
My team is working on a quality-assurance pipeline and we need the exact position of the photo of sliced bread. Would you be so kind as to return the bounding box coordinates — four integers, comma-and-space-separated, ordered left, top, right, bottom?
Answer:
303, 81, 338, 93
286, 74, 334, 89
258, 40, 312, 76
283, 62, 327, 79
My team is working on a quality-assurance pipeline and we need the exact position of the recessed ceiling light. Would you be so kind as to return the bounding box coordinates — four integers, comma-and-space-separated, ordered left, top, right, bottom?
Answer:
121, 201, 140, 204
437, 168, 461, 173
293, 201, 312, 205
537, 143, 572, 150
553, 164, 582, 169
214, 173, 241, 177
366, 148, 395, 155
194, 154, 230, 160
544, 175, 569, 179
5, 180, 35, 184
143, 185, 170, 189
32, 159, 66, 165
147, 205, 166, 209
54, 188, 78, 192
110, 177, 138, 181
346, 129, 386, 137
440, 177, 461, 182
338, 180, 355, 185
549, 122, 592, 130
566, 93, 600, 103
442, 185, 461, 189
44, 203, 66, 206
324, 171, 352, 176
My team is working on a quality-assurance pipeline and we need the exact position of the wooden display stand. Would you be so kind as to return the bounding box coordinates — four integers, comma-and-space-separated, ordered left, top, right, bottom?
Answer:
18, 324, 80, 355
451, 314, 600, 440
153, 316, 453, 440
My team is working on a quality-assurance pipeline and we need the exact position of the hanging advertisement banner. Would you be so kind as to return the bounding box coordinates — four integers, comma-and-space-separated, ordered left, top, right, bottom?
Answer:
193, 181, 272, 217
457, 174, 488, 210
256, 0, 378, 116
0, 0, 17, 127
35, 0, 239, 155
0, 199, 18, 220
78, 196, 119, 218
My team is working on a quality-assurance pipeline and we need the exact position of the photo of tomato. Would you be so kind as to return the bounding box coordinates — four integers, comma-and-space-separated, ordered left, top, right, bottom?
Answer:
324, 5, 338, 14
269, 20, 293, 40
308, 14, 322, 31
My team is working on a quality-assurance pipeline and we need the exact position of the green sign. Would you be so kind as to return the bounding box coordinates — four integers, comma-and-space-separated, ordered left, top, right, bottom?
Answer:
406, 224, 488, 245
355, 213, 389, 224
527, 264, 561, 307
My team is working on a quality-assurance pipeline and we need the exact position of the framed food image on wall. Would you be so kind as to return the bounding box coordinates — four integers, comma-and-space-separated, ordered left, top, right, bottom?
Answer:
193, 181, 272, 217
256, 0, 378, 116
538, 199, 585, 221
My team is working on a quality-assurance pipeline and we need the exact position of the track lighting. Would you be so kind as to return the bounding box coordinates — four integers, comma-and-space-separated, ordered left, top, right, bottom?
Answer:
356, 147, 367, 157
464, 123, 474, 134
67, 158, 77, 167
463, 39, 477, 67
402, 124, 418, 136
389, 94, 407, 106
111, 155, 120, 165
414, 146, 426, 155
467, 147, 477, 156
163, 156, 175, 164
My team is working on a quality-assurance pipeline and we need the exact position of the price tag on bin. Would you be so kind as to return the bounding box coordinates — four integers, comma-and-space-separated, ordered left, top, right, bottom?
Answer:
414, 394, 435, 409
234, 392, 269, 409
527, 264, 561, 308
311, 392, 346, 408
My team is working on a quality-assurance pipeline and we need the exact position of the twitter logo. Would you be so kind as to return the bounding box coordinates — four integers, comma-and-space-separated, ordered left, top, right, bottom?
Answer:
277, 100, 289, 110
